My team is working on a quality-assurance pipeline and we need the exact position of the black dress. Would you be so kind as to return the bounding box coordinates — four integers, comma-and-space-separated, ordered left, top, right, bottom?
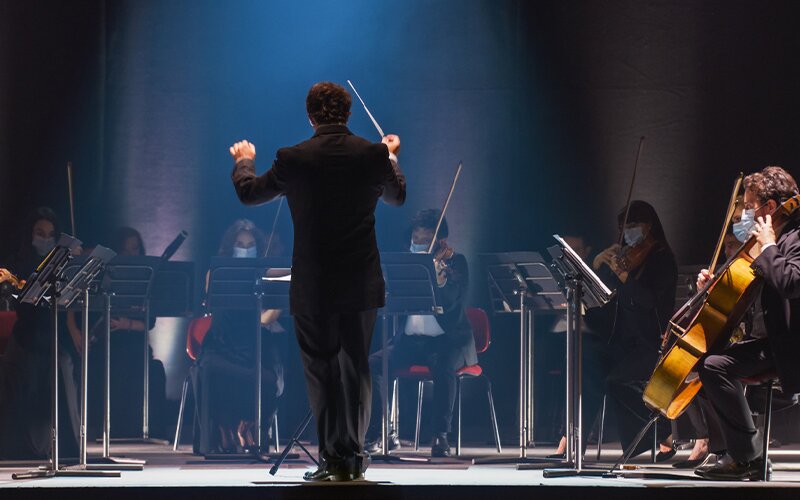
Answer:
194, 309, 285, 454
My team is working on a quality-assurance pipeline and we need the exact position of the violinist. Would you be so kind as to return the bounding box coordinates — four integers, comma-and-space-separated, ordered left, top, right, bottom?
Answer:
552, 200, 677, 459
366, 209, 476, 458
695, 166, 800, 480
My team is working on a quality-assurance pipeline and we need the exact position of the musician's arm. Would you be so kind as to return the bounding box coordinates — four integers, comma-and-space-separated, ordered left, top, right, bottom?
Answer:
436, 254, 468, 314
377, 144, 406, 206
752, 233, 800, 299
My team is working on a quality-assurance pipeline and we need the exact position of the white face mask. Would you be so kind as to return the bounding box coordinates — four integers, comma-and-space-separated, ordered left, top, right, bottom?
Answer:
32, 235, 56, 256
232, 246, 257, 258
623, 226, 645, 247
409, 241, 429, 254
733, 209, 756, 243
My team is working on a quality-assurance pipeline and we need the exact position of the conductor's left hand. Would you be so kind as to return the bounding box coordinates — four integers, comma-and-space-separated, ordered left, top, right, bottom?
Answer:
230, 140, 256, 162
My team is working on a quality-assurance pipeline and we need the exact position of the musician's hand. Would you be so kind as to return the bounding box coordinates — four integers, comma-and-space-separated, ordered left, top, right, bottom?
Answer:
592, 244, 620, 271
109, 317, 131, 331
0, 268, 11, 284
752, 215, 776, 250
696, 269, 713, 289
382, 134, 400, 155
229, 140, 256, 162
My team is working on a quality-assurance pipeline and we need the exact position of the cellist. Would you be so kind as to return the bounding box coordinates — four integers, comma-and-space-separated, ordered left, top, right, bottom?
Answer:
695, 166, 800, 480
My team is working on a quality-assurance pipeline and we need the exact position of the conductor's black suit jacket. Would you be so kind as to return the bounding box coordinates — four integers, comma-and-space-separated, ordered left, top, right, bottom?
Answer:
231, 124, 406, 315
751, 219, 800, 394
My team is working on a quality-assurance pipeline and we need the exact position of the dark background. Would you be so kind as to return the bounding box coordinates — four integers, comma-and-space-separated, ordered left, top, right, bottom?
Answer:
3, 0, 800, 444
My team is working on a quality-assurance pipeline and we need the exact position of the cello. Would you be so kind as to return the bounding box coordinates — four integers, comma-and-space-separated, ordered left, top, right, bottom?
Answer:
643, 186, 800, 419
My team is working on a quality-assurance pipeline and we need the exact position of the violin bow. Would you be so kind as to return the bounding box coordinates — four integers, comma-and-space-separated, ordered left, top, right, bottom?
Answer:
708, 173, 743, 275
67, 161, 77, 237
346, 80, 385, 139
428, 162, 463, 254
617, 136, 646, 245
264, 197, 284, 257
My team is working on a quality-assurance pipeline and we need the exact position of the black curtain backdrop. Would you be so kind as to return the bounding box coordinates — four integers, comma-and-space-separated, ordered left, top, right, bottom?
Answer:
3, 0, 800, 443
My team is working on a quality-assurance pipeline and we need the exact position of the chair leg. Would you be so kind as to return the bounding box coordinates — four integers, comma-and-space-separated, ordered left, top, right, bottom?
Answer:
761, 381, 774, 481
415, 380, 424, 451
596, 394, 606, 461
652, 418, 658, 464
456, 377, 463, 456
392, 378, 399, 435
485, 376, 502, 453
173, 375, 190, 451
272, 412, 280, 453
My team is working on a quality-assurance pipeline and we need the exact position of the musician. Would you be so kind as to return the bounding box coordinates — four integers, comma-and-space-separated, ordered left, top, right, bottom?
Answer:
0, 207, 81, 459
195, 219, 286, 455
366, 209, 476, 457
230, 81, 405, 481
551, 200, 677, 458
695, 166, 800, 480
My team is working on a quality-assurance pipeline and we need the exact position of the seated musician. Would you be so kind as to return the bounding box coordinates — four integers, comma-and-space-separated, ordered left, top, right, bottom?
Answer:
0, 207, 81, 459
195, 219, 286, 454
551, 200, 677, 458
694, 166, 800, 480
366, 209, 476, 457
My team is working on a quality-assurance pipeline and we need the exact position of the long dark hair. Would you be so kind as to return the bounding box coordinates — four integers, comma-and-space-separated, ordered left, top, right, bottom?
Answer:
17, 206, 62, 257
617, 200, 670, 249
218, 219, 267, 257
110, 226, 146, 256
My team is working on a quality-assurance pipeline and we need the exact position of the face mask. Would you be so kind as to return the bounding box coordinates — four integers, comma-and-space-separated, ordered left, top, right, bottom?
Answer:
409, 241, 429, 254
32, 235, 56, 256
733, 209, 756, 243
232, 246, 257, 258
623, 226, 645, 247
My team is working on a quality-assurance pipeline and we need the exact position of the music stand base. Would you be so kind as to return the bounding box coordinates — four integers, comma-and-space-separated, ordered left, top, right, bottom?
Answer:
474, 455, 564, 466
370, 453, 430, 463
13, 467, 122, 480
542, 467, 615, 478
106, 437, 170, 446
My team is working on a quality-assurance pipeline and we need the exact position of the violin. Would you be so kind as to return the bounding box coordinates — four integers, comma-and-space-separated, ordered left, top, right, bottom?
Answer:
615, 234, 657, 273
432, 239, 456, 279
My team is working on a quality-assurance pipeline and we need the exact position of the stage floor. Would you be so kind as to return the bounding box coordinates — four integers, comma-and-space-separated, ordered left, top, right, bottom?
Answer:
2, 442, 800, 499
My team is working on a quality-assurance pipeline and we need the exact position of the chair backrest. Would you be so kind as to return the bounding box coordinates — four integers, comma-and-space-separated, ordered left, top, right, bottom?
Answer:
466, 307, 490, 354
186, 315, 212, 361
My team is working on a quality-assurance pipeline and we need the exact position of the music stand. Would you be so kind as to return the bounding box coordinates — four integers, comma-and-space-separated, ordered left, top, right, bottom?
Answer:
472, 252, 566, 466
542, 234, 613, 478
367, 252, 445, 464
205, 257, 290, 462
12, 235, 119, 479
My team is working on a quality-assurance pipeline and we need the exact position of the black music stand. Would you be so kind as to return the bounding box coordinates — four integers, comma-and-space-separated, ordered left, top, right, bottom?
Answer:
368, 252, 445, 463
57, 246, 125, 476
472, 252, 566, 466
205, 257, 291, 462
97, 256, 166, 448
542, 234, 613, 478
12, 235, 118, 479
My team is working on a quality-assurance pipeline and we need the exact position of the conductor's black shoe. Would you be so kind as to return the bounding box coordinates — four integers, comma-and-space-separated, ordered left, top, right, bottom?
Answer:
303, 464, 364, 482
694, 457, 769, 481
431, 434, 451, 458
365, 432, 400, 454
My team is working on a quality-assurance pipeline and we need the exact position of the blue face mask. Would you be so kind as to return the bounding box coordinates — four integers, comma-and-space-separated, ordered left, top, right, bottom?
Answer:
623, 226, 645, 247
733, 209, 756, 243
409, 241, 429, 254
232, 246, 257, 258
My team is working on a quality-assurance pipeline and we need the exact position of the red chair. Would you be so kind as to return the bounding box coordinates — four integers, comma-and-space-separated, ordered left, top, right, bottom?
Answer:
392, 307, 501, 456
0, 311, 17, 355
172, 315, 281, 452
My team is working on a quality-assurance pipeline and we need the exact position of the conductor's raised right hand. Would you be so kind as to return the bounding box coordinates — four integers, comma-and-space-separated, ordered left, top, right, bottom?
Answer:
382, 134, 400, 155
229, 140, 256, 162
696, 269, 713, 290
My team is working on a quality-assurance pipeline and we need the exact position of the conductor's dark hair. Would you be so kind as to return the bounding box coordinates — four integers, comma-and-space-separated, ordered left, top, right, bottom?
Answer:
218, 219, 267, 257
744, 166, 799, 205
617, 200, 668, 246
306, 82, 351, 126
410, 209, 448, 239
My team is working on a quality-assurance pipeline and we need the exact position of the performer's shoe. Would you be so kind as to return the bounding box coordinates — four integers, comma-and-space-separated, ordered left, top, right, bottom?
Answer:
694, 456, 771, 481
655, 448, 677, 463
365, 432, 400, 454
303, 463, 364, 482
672, 451, 711, 469
431, 434, 451, 458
